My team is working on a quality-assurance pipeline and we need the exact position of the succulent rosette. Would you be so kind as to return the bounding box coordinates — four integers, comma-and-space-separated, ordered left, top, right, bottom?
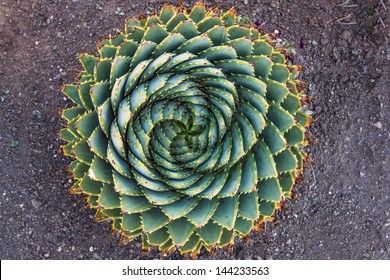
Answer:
60, 1, 312, 257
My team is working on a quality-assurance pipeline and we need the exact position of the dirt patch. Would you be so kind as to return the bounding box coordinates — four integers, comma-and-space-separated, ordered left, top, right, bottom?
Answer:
0, 0, 388, 260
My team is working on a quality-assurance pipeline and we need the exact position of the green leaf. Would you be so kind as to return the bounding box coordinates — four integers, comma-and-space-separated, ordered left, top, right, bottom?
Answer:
110, 121, 127, 159
79, 80, 94, 111
206, 25, 228, 45
142, 188, 182, 205
98, 183, 120, 209
79, 175, 102, 195
258, 200, 276, 216
295, 111, 312, 127
73, 139, 93, 164
129, 42, 156, 70
99, 45, 117, 59
167, 218, 195, 246
212, 196, 239, 230
224, 37, 253, 56
90, 81, 110, 108
270, 64, 290, 83
197, 220, 223, 245
179, 234, 201, 254
116, 40, 139, 57
141, 208, 169, 233
107, 142, 132, 178
63, 84, 82, 106
172, 20, 199, 39
149, 228, 170, 246
125, 60, 150, 95
160, 197, 197, 220
186, 198, 218, 227
252, 140, 278, 179
261, 121, 286, 154
112, 170, 142, 196
238, 152, 257, 192
140, 53, 172, 82
284, 125, 305, 146
143, 24, 169, 44
235, 114, 257, 152
110, 57, 131, 86
229, 122, 245, 163
238, 191, 259, 220
180, 173, 214, 196
274, 149, 298, 173
159, 4, 176, 24
218, 161, 242, 196
221, 9, 236, 27
75, 111, 98, 138
198, 45, 237, 62
94, 58, 112, 82
111, 33, 126, 46
237, 87, 268, 115
126, 26, 145, 43
257, 178, 282, 201
80, 54, 97, 74
197, 16, 223, 33
228, 74, 266, 96
97, 98, 114, 137
72, 161, 89, 179
279, 172, 294, 194
121, 194, 153, 214
253, 40, 273, 55
10, 140, 19, 148
122, 213, 142, 232
166, 13, 188, 32
88, 156, 113, 183
189, 2, 206, 23
176, 34, 213, 54
88, 127, 108, 158
237, 101, 266, 136
159, 239, 174, 253
152, 33, 186, 57
87, 195, 99, 207
234, 217, 253, 236
198, 171, 229, 199
214, 59, 254, 76
228, 26, 251, 40
266, 81, 289, 104
219, 228, 234, 247
272, 52, 286, 64
267, 103, 295, 132
62, 106, 86, 122
242, 55, 272, 78
281, 93, 301, 114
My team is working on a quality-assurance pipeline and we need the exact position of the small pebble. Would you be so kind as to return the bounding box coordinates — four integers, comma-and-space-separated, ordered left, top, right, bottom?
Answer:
373, 122, 382, 129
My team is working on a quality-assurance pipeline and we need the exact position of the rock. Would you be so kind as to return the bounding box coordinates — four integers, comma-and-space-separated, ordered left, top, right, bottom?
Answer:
373, 121, 382, 129
31, 199, 40, 209
33, 110, 42, 120
340, 30, 352, 44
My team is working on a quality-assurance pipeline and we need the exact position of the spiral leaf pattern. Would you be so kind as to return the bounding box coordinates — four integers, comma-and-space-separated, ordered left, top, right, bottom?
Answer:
60, 2, 312, 256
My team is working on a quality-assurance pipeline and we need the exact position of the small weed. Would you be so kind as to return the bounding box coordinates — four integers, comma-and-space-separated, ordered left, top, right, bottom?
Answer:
10, 140, 19, 148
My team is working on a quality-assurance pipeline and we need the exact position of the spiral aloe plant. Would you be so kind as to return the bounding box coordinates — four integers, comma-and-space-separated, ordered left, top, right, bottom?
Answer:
60, 1, 312, 257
